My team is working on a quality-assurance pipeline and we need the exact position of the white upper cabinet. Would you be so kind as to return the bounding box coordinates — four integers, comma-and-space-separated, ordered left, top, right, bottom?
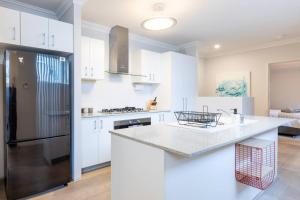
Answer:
21, 12, 49, 49
81, 36, 105, 80
0, 7, 20, 45
90, 38, 105, 80
171, 52, 197, 111
141, 49, 161, 83
157, 52, 198, 112
81, 36, 90, 78
132, 49, 161, 84
0, 6, 73, 52
48, 19, 73, 53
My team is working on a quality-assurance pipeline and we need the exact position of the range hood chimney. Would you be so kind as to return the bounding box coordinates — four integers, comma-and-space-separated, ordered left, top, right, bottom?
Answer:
109, 25, 129, 74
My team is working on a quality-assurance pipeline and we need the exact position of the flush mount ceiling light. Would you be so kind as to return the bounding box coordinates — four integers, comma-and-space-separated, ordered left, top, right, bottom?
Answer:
142, 17, 177, 31
142, 3, 177, 31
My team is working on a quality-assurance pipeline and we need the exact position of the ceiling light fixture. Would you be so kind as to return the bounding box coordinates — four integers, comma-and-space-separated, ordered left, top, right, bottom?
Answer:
214, 44, 221, 49
142, 17, 177, 31
142, 3, 177, 31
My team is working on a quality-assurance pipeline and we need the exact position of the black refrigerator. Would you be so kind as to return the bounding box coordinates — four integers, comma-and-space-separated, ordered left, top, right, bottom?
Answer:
3, 50, 72, 200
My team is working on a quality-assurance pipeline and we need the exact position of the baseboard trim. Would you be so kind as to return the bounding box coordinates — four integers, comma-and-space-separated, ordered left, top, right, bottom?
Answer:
81, 162, 111, 174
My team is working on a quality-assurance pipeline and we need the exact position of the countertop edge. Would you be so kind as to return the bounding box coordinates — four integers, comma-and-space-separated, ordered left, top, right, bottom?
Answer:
81, 110, 171, 118
109, 118, 293, 158
109, 130, 191, 157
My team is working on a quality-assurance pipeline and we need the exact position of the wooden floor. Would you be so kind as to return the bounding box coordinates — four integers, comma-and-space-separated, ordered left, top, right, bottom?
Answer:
258, 137, 300, 200
0, 138, 299, 200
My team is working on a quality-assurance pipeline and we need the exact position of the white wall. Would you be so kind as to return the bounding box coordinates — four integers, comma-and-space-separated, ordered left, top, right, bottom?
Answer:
60, 2, 83, 181
201, 43, 300, 115
270, 65, 300, 110
81, 24, 176, 110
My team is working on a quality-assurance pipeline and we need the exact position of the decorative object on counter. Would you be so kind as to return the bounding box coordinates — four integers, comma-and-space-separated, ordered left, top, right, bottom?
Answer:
215, 71, 251, 96
88, 108, 94, 113
235, 138, 275, 190
174, 105, 222, 128
100, 107, 144, 114
81, 108, 89, 114
147, 97, 157, 110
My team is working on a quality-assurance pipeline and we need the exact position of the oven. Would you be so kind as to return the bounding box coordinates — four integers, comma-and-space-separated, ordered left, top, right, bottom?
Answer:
114, 118, 151, 130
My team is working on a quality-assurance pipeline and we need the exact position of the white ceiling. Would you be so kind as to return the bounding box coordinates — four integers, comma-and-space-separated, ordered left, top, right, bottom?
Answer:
82, 0, 300, 57
15, 0, 64, 12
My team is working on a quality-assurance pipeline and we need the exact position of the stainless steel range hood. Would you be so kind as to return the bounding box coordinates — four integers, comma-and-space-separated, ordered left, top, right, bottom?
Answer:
109, 25, 129, 74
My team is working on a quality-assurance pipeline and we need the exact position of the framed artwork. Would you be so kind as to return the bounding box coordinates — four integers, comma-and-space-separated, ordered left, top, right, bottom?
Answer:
215, 71, 251, 97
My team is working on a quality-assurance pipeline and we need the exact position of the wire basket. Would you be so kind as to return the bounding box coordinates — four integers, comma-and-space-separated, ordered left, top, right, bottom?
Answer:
174, 106, 222, 128
235, 138, 275, 190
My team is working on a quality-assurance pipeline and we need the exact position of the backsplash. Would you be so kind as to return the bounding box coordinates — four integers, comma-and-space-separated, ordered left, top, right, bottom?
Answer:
81, 73, 158, 110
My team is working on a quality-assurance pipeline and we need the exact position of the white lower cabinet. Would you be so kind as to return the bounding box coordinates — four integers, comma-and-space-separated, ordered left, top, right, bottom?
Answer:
81, 117, 113, 169
81, 113, 173, 169
81, 118, 99, 168
98, 119, 113, 164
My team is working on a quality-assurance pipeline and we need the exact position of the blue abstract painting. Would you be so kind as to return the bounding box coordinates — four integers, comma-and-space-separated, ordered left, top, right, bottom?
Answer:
216, 79, 248, 97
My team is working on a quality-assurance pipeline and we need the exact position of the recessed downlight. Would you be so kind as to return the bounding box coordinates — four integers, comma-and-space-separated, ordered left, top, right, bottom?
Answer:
214, 44, 221, 49
142, 17, 177, 31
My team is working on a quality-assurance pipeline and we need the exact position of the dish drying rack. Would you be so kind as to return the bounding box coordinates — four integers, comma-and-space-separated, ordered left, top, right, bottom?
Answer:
174, 106, 222, 128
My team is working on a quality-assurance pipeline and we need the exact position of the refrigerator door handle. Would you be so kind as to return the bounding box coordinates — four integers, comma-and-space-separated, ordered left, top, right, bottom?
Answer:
12, 26, 16, 41
185, 98, 188, 111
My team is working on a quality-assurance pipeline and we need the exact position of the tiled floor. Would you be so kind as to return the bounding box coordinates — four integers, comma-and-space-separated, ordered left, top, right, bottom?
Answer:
0, 138, 299, 200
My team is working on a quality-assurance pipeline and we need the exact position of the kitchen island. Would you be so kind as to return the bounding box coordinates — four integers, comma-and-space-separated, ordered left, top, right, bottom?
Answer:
110, 116, 292, 200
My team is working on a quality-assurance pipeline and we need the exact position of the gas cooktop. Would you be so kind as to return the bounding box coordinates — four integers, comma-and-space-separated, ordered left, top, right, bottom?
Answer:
100, 107, 145, 114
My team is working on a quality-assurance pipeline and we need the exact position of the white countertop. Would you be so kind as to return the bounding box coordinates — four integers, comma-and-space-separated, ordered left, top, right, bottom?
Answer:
81, 109, 170, 118
110, 116, 293, 157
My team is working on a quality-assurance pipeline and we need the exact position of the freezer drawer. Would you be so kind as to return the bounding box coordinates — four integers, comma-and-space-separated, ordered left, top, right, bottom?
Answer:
5, 135, 71, 200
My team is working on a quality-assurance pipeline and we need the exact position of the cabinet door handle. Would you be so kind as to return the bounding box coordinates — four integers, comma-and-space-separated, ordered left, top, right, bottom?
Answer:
100, 120, 103, 130
12, 27, 16, 41
42, 33, 46, 45
94, 120, 97, 130
162, 114, 165, 121
51, 34, 55, 47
